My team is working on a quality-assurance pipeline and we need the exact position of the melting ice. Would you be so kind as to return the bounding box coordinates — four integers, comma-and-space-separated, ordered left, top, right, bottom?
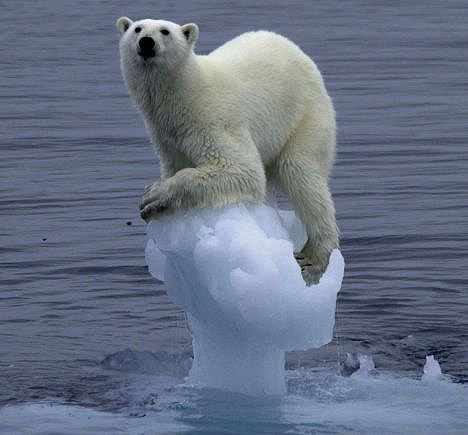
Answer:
145, 203, 344, 395
2, 354, 467, 435
422, 355, 443, 382
2, 206, 467, 434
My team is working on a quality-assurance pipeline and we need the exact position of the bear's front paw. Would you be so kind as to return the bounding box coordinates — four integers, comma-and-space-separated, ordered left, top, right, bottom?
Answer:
139, 182, 172, 222
140, 200, 170, 222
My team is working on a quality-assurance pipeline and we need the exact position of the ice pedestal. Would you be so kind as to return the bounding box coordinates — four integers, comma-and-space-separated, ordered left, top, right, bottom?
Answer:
145, 204, 345, 395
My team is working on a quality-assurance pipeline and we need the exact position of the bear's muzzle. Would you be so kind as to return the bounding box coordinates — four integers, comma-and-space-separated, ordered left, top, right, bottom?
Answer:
138, 36, 156, 60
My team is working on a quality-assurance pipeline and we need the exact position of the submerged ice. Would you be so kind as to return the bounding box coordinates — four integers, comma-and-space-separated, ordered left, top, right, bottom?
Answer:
145, 203, 344, 395
4, 354, 467, 435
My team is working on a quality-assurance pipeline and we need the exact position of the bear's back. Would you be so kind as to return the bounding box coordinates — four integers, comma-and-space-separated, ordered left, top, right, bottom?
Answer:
207, 31, 319, 82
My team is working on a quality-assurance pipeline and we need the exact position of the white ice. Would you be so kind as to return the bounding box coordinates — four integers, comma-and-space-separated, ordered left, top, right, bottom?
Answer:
422, 354, 443, 382
145, 203, 344, 395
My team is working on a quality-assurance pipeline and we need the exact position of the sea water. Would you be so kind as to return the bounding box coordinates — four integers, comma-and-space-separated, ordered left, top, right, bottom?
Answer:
2, 0, 468, 433
1, 354, 466, 434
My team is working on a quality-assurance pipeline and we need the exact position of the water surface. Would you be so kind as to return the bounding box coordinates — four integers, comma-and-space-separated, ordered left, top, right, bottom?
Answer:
1, 0, 467, 432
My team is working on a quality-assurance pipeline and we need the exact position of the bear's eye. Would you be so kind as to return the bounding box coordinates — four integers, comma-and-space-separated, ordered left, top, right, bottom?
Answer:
135, 26, 141, 33
160, 29, 170, 35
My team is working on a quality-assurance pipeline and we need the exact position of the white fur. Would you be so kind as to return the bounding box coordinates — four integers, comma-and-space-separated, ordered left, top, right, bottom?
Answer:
117, 18, 339, 283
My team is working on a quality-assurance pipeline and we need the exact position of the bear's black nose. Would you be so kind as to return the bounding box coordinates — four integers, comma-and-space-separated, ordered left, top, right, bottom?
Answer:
138, 37, 156, 60
139, 37, 155, 50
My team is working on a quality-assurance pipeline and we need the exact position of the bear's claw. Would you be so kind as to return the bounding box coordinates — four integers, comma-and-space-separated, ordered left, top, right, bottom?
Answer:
294, 251, 329, 285
140, 180, 172, 221
140, 181, 163, 210
140, 202, 168, 222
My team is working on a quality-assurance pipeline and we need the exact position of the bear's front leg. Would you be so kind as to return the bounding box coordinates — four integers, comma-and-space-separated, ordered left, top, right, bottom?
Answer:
139, 132, 267, 222
139, 161, 266, 222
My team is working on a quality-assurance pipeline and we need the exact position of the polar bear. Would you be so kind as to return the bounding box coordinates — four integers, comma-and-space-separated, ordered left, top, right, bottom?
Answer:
116, 17, 339, 284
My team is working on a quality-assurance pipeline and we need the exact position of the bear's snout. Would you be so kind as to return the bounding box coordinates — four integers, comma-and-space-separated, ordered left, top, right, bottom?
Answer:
138, 36, 156, 59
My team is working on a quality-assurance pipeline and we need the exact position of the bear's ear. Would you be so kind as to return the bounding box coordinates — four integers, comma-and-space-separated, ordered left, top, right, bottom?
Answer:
181, 23, 199, 46
116, 17, 133, 37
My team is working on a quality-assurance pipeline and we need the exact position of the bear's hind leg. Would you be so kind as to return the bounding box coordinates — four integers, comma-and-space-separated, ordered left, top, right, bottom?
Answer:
275, 125, 339, 285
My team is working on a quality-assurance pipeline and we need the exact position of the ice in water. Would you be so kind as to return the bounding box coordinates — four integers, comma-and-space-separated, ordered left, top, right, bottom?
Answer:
145, 203, 345, 395
422, 355, 443, 381
2, 354, 467, 435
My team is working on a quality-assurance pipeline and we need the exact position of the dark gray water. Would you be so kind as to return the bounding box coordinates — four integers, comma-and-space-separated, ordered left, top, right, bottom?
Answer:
1, 0, 468, 432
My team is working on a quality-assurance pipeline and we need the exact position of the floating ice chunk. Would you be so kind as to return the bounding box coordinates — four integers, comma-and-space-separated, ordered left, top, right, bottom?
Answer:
352, 355, 376, 377
422, 355, 443, 382
146, 204, 345, 395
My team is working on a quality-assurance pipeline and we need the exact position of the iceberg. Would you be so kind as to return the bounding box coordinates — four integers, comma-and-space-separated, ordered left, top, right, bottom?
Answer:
422, 355, 443, 382
145, 203, 345, 395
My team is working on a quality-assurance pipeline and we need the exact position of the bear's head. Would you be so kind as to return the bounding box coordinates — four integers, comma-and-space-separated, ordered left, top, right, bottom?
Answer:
116, 17, 198, 71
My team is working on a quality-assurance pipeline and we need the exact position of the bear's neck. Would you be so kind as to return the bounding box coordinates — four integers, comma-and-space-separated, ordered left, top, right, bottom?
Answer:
131, 54, 204, 131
